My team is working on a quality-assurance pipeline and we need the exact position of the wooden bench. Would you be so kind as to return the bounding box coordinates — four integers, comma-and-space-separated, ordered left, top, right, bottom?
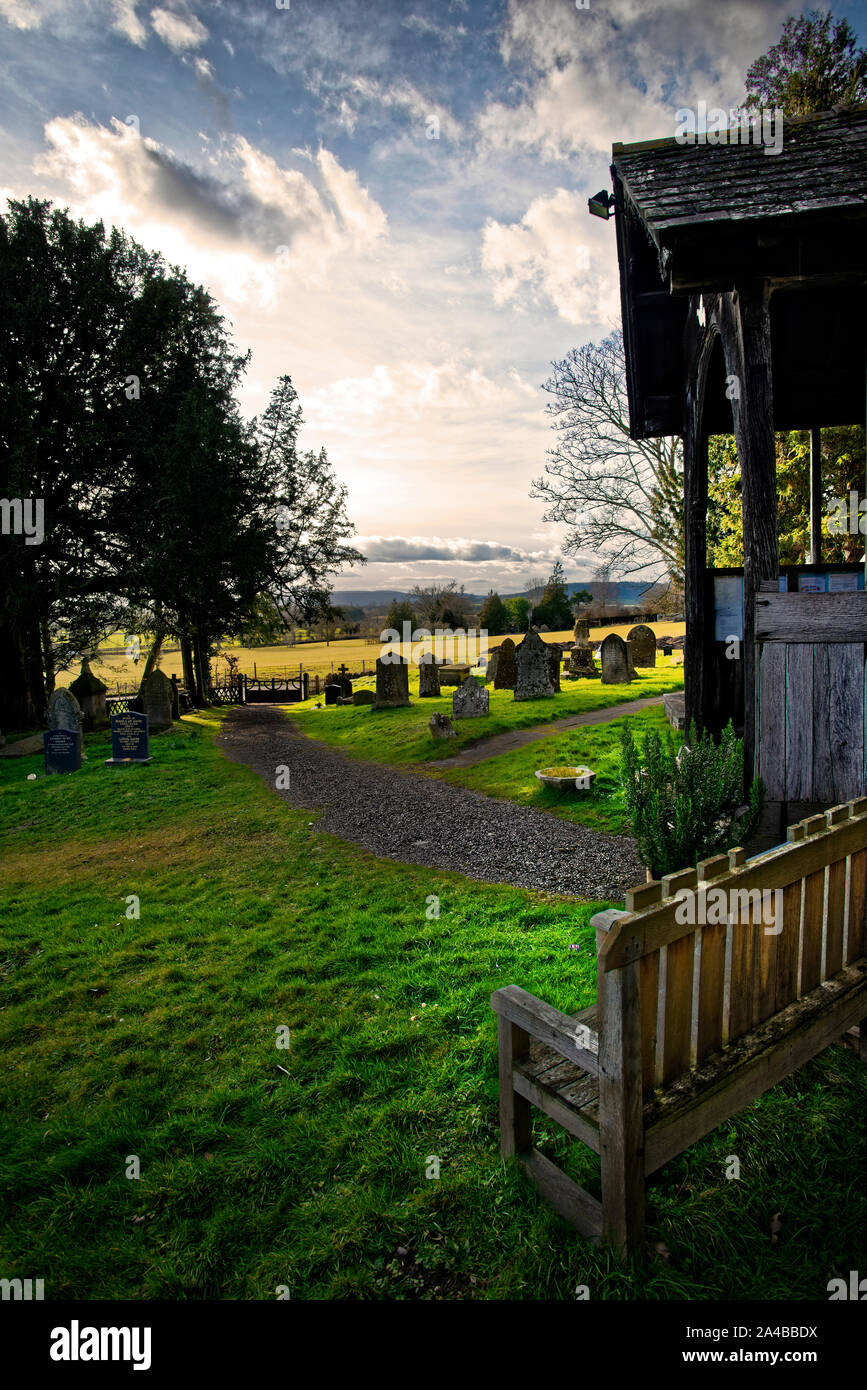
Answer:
491, 798, 867, 1260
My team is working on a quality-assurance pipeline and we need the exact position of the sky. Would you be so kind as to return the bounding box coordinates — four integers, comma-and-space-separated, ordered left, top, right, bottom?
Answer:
2, 0, 865, 594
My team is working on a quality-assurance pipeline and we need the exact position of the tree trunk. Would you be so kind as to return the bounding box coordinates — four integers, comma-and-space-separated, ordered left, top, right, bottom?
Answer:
141, 623, 167, 683
41, 621, 56, 699
0, 616, 44, 731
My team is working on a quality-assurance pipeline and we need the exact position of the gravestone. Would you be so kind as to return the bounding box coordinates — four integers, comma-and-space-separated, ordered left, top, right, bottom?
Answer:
485, 650, 500, 685
336, 664, 353, 696
625, 640, 638, 675
69, 658, 108, 730
663, 645, 672, 658
47, 688, 84, 764
514, 630, 555, 701
44, 727, 82, 775
324, 682, 340, 706
567, 622, 600, 678
418, 655, 441, 698
104, 710, 152, 766
626, 624, 656, 668
452, 680, 489, 718
373, 657, 410, 708
438, 663, 471, 687
600, 633, 634, 684
548, 645, 561, 693
429, 712, 456, 741
352, 689, 376, 706
140, 670, 173, 730
573, 618, 591, 643
493, 637, 517, 690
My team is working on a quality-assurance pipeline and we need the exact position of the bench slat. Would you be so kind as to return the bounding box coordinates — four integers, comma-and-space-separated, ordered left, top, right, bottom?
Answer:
825, 859, 847, 978
640, 950, 660, 1096
775, 879, 802, 1011
659, 933, 694, 1085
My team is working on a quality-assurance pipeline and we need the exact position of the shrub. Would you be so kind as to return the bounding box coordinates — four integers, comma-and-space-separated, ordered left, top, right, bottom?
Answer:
618, 720, 763, 879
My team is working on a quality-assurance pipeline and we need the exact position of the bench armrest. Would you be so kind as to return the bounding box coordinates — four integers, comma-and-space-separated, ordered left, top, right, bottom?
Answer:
490, 984, 599, 1074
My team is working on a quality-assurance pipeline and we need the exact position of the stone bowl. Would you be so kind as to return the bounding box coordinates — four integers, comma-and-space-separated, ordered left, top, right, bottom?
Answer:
534, 765, 596, 791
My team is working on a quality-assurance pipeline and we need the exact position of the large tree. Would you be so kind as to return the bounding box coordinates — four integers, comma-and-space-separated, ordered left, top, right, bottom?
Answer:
532, 331, 684, 585
745, 9, 867, 115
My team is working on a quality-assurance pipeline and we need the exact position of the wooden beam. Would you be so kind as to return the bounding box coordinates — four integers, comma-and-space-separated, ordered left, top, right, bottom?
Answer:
719, 284, 778, 780
517, 1149, 603, 1242
497, 1015, 532, 1157
810, 426, 822, 564
755, 591, 867, 641
599, 958, 646, 1259
683, 309, 709, 737
490, 986, 600, 1075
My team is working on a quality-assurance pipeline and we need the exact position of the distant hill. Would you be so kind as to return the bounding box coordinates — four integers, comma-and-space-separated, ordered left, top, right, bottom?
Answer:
332, 580, 664, 611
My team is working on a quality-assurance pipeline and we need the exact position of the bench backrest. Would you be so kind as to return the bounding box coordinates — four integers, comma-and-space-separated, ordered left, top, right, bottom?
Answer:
598, 799, 867, 1096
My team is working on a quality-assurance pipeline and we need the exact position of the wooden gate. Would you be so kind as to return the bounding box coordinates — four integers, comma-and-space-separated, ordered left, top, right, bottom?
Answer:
755, 589, 867, 801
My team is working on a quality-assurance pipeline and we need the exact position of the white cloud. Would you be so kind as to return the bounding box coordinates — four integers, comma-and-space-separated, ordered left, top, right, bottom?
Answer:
110, 0, 145, 44
482, 188, 618, 325
150, 5, 207, 51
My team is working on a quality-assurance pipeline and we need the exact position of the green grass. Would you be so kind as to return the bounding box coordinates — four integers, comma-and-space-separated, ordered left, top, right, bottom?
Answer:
286, 663, 685, 766
1, 713, 865, 1300
438, 705, 683, 835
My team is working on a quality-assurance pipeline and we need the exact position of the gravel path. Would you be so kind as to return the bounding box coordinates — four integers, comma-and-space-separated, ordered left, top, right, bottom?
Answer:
426, 694, 664, 768
218, 705, 644, 901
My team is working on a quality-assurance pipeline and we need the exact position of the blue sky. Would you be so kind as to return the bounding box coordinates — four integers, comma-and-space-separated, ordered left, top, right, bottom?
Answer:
2, 0, 865, 592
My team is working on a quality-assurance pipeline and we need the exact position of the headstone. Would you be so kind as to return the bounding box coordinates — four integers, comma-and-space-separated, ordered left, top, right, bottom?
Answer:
418, 655, 441, 698
337, 696, 353, 705
373, 656, 410, 708
104, 711, 152, 766
69, 658, 108, 730
452, 680, 489, 718
626, 624, 657, 668
140, 670, 173, 730
567, 625, 600, 679
493, 638, 517, 690
324, 683, 340, 706
352, 689, 376, 706
573, 618, 590, 643
600, 633, 634, 684
625, 639, 638, 675
336, 664, 352, 696
44, 727, 82, 775
485, 650, 499, 685
438, 663, 471, 687
514, 630, 555, 701
663, 646, 672, 658
429, 712, 456, 741
47, 688, 84, 764
547, 645, 561, 693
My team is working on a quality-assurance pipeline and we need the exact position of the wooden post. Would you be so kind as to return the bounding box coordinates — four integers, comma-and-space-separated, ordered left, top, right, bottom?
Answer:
719, 284, 778, 782
810, 426, 822, 565
599, 958, 645, 1259
497, 1016, 532, 1157
682, 399, 708, 737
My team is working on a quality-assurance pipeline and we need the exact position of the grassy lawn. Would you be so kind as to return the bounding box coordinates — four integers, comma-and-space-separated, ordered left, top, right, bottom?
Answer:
1, 711, 864, 1301
285, 662, 685, 767
438, 704, 683, 836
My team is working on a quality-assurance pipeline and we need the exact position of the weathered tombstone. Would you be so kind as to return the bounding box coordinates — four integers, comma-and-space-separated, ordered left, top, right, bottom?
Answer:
104, 710, 152, 766
69, 658, 108, 730
140, 670, 173, 730
567, 623, 600, 678
514, 630, 555, 701
336, 664, 352, 696
626, 624, 657, 668
438, 663, 471, 687
485, 650, 500, 685
44, 727, 82, 775
663, 645, 672, 658
429, 712, 456, 741
573, 618, 590, 643
47, 688, 84, 764
493, 637, 517, 690
547, 645, 561, 693
324, 683, 340, 706
418, 654, 441, 698
452, 680, 489, 718
600, 633, 634, 684
313, 674, 321, 695
352, 689, 376, 706
373, 656, 410, 708
625, 640, 638, 675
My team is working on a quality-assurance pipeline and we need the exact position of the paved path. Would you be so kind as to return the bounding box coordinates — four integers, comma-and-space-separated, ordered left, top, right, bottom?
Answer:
426, 695, 664, 769
218, 705, 643, 901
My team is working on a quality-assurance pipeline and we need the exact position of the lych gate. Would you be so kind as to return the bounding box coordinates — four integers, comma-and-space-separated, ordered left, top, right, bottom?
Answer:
610, 103, 867, 805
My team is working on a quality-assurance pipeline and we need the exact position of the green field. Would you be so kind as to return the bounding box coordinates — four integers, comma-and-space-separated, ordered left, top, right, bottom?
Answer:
1, 712, 865, 1300
285, 663, 686, 768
